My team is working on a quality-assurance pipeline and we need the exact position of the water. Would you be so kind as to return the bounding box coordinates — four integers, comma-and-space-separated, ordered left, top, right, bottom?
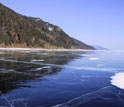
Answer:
0, 50, 124, 107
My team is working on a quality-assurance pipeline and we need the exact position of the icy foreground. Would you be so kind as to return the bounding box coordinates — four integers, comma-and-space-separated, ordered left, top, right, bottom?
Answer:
53, 86, 124, 107
0, 50, 124, 107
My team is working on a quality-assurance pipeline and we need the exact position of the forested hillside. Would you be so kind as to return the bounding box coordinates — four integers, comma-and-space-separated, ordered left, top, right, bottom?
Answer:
0, 3, 94, 49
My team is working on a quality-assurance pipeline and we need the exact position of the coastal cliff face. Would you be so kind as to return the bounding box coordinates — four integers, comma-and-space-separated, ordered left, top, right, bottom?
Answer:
0, 3, 95, 49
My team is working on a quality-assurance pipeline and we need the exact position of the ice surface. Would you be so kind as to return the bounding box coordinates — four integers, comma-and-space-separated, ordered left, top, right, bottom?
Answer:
0, 69, 16, 73
0, 58, 122, 73
0, 50, 124, 107
70, 66, 122, 72
53, 86, 124, 107
97, 64, 104, 67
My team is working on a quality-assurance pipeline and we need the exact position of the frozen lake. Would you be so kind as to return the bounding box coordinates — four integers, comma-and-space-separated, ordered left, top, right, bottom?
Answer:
0, 49, 124, 107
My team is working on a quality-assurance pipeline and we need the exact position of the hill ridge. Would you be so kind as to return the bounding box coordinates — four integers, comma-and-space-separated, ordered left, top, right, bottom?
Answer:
0, 3, 95, 49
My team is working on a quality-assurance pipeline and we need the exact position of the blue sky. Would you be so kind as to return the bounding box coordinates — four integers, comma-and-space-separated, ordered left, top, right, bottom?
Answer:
1, 0, 124, 50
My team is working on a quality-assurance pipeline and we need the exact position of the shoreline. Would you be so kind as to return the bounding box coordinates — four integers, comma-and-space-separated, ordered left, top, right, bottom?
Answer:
0, 47, 95, 51
0, 48, 119, 52
0, 48, 123, 52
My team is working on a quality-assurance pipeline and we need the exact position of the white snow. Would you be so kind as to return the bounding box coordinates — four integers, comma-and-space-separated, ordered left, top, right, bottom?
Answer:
89, 57, 100, 61
42, 66, 51, 69
81, 54, 91, 57
0, 48, 31, 51
35, 68, 43, 70
111, 73, 124, 90
48, 26, 54, 31
35, 18, 41, 22
31, 59, 44, 62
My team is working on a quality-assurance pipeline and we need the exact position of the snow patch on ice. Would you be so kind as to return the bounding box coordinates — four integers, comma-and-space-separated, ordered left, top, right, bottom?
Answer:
111, 73, 124, 90
30, 66, 51, 72
42, 66, 51, 69
80, 54, 91, 57
31, 59, 44, 62
89, 57, 100, 61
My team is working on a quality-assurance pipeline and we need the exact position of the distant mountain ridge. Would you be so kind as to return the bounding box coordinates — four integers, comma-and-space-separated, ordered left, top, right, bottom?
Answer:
93, 45, 108, 50
0, 3, 95, 49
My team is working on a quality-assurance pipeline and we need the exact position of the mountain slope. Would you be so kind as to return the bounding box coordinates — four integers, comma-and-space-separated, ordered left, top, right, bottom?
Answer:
0, 3, 95, 49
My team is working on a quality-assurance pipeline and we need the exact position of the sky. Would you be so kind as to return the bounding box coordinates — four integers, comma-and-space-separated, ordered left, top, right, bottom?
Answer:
0, 0, 124, 50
